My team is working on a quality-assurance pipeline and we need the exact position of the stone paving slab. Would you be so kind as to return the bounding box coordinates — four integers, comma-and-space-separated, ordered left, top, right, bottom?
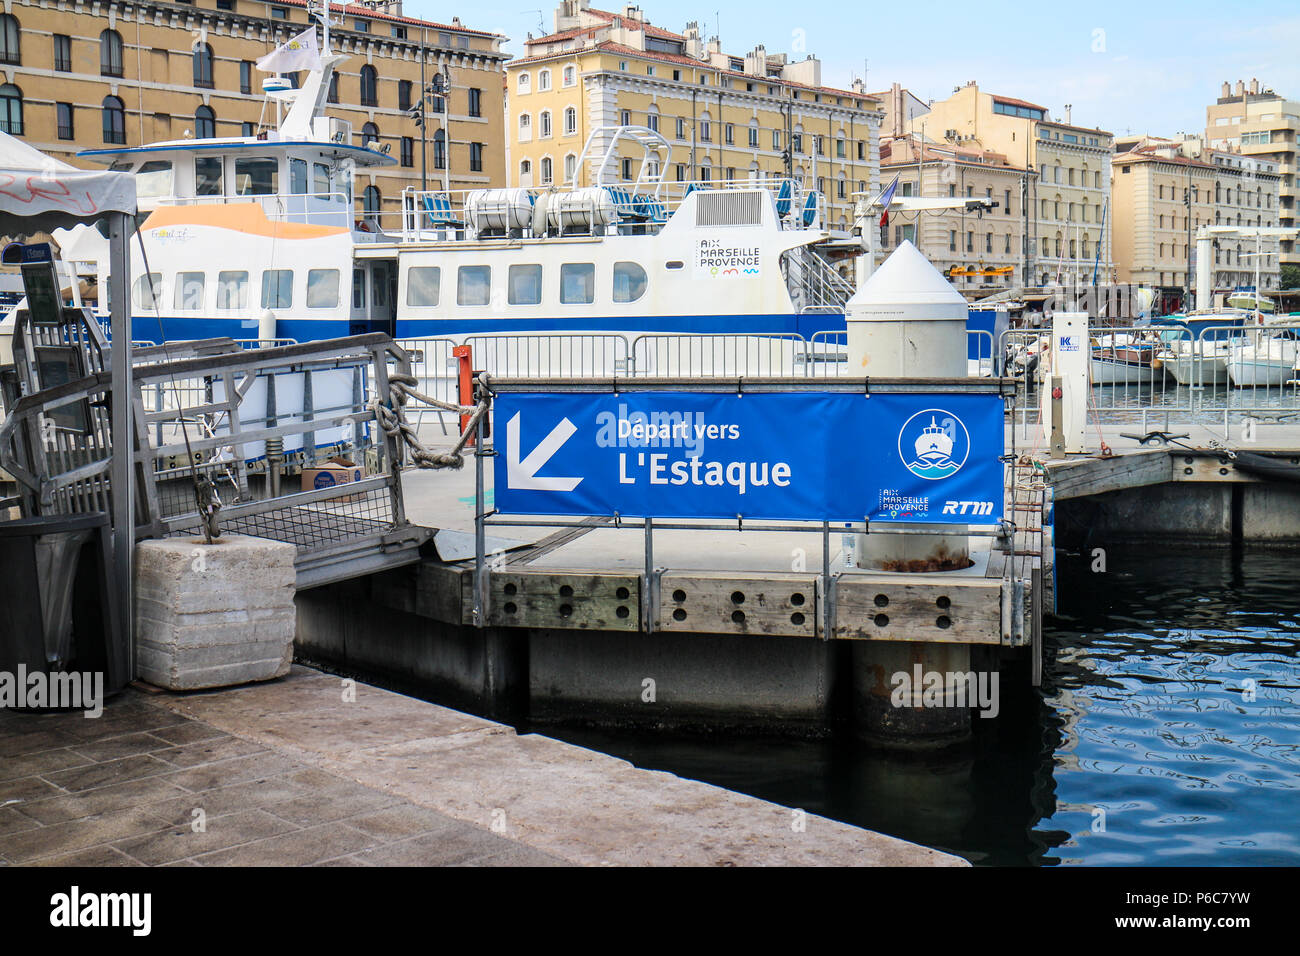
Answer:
0, 684, 564, 867
151, 665, 966, 867
2, 665, 964, 867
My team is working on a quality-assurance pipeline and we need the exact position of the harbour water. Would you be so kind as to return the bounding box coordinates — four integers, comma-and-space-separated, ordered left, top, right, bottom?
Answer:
538, 546, 1300, 866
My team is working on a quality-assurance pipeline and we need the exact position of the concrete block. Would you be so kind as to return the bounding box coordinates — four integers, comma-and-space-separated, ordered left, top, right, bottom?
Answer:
135, 535, 297, 690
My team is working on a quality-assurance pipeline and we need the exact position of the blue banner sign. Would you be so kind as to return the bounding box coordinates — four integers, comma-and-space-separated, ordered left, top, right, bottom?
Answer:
493, 390, 1005, 524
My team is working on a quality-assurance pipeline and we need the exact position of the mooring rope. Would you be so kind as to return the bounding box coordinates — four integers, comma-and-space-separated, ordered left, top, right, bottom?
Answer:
370, 372, 487, 469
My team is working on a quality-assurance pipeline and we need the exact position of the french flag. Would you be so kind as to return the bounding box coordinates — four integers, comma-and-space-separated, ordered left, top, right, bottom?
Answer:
876, 174, 901, 228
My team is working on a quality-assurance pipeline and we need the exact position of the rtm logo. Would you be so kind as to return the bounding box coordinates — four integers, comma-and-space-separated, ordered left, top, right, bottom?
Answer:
941, 500, 994, 516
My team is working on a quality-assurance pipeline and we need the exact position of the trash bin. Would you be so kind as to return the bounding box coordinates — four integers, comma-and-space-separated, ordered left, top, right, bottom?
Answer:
0, 512, 128, 704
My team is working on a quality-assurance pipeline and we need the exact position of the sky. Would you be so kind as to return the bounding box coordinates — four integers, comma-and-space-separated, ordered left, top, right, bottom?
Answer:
405, 0, 1300, 137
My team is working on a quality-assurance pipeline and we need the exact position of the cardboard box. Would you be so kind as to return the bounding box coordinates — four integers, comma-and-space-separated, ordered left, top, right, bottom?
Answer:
301, 456, 364, 499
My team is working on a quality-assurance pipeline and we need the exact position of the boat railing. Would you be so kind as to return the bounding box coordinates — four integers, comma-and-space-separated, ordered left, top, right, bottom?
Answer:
154, 191, 354, 230
393, 176, 818, 244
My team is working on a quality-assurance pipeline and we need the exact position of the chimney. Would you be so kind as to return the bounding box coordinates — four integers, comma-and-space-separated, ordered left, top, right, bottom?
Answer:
1222, 81, 1230, 97
623, 4, 640, 18
1064, 103, 1072, 125
1236, 80, 1245, 96
1249, 78, 1259, 94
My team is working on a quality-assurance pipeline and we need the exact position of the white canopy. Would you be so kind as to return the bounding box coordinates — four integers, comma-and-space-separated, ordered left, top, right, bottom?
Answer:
0, 132, 136, 235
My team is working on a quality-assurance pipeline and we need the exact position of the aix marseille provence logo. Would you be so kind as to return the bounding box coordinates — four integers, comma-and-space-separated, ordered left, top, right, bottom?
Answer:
898, 409, 970, 480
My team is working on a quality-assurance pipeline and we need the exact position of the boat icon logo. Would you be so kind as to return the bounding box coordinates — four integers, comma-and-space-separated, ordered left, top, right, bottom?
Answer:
898, 409, 969, 481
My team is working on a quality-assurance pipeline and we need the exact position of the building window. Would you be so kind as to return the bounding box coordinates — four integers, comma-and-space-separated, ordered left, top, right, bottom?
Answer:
538, 69, 551, 91
564, 107, 577, 135
949, 230, 957, 252
239, 60, 253, 95
518, 72, 530, 93
621, 157, 632, 180
676, 117, 686, 140
0, 14, 18, 66
468, 87, 482, 117
53, 34, 71, 72
360, 65, 378, 106
194, 105, 215, 139
0, 84, 22, 135
328, 73, 340, 104
101, 95, 125, 143
1004, 189, 1011, 215
725, 123, 734, 145
562, 65, 576, 87
470, 142, 483, 172
541, 156, 553, 185
398, 80, 412, 111
361, 122, 379, 147
362, 185, 382, 225
100, 29, 123, 78
400, 136, 413, 167
241, 121, 255, 137
56, 102, 74, 140
564, 153, 576, 183
540, 110, 552, 137
772, 129, 780, 149
518, 113, 531, 138
1005, 233, 1012, 254
519, 159, 531, 183
986, 232, 993, 253
193, 43, 214, 88
621, 110, 631, 127
270, 5, 288, 18
432, 129, 446, 169
646, 110, 658, 132
748, 124, 758, 148
700, 117, 711, 142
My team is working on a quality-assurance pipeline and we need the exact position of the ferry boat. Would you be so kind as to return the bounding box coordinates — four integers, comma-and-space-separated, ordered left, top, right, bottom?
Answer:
47, 32, 853, 353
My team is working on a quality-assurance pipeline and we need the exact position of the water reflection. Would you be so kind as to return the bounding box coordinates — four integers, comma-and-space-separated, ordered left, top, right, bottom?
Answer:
541, 547, 1300, 865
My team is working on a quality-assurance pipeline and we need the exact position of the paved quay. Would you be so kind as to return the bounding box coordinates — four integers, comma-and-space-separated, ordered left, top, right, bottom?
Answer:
1, 665, 964, 867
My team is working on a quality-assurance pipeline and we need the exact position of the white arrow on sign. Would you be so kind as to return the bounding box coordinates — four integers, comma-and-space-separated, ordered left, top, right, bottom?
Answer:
506, 412, 583, 491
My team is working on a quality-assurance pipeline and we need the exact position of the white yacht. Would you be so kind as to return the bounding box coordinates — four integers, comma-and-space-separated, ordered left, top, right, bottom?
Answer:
52, 32, 852, 352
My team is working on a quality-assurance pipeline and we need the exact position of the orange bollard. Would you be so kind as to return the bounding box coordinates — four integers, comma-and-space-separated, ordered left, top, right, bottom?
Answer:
453, 344, 474, 447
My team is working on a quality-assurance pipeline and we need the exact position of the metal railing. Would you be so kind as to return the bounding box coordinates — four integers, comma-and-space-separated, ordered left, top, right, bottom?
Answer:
0, 334, 427, 588
1001, 322, 1300, 438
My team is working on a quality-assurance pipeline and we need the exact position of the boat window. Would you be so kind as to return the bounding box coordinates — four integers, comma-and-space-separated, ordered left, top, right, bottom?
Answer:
352, 268, 366, 309
612, 262, 647, 303
195, 157, 223, 197
290, 158, 308, 195
456, 266, 490, 306
306, 269, 339, 308
108, 160, 132, 172
216, 271, 249, 310
135, 161, 174, 201
313, 162, 330, 197
406, 266, 440, 307
132, 273, 162, 309
174, 272, 205, 310
235, 157, 278, 196
665, 260, 684, 270
507, 264, 542, 305
560, 263, 595, 304
261, 269, 292, 309
372, 267, 388, 308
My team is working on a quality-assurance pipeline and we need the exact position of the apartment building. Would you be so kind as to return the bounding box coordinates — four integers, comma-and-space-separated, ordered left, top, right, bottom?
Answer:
1206, 79, 1299, 271
913, 82, 1114, 288
1111, 134, 1282, 296
504, 1, 882, 234
1110, 146, 1215, 294
879, 134, 1024, 295
0, 0, 507, 225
